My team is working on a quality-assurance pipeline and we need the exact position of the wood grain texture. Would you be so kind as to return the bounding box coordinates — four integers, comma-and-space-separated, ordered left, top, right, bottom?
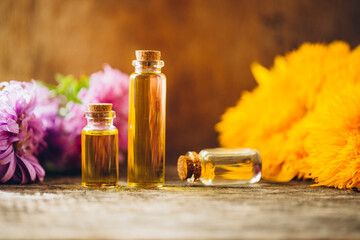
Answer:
0, 0, 360, 163
0, 174, 360, 239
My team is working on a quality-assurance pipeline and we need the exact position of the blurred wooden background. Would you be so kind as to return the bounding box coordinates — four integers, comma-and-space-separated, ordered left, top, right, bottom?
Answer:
1, 0, 360, 164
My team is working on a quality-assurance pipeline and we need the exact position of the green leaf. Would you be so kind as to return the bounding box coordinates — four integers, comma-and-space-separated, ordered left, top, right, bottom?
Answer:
37, 81, 57, 91
54, 73, 90, 103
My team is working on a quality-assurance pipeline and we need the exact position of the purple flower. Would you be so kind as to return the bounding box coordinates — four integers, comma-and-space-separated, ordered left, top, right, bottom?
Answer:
33, 84, 62, 133
0, 81, 45, 183
63, 64, 129, 167
34, 84, 67, 170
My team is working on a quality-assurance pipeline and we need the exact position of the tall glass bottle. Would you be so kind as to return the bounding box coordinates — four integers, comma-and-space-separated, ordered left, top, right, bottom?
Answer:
177, 148, 261, 185
128, 50, 166, 188
82, 103, 119, 188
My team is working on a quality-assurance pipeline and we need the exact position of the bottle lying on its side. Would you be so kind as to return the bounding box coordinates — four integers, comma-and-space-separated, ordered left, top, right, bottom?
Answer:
177, 148, 261, 185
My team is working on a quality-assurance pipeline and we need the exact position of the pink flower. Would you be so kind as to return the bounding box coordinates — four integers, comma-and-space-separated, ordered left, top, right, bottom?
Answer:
63, 64, 129, 167
80, 64, 129, 149
0, 81, 45, 183
61, 102, 87, 168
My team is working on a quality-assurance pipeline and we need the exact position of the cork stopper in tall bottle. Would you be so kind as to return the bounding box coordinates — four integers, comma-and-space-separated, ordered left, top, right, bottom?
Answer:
135, 50, 161, 61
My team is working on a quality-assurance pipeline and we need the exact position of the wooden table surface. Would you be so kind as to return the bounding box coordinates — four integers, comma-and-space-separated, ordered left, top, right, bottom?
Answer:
0, 169, 360, 240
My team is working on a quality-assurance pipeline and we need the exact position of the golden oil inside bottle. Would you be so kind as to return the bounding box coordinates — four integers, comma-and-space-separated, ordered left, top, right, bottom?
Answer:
178, 149, 261, 185
202, 160, 254, 184
81, 129, 119, 188
128, 73, 166, 188
199, 149, 260, 185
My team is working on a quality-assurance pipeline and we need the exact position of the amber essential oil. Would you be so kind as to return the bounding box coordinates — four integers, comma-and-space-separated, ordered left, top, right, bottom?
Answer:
128, 50, 166, 188
81, 104, 119, 188
177, 148, 262, 185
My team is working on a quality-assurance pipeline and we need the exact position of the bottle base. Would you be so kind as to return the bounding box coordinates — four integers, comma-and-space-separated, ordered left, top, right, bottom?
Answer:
127, 182, 163, 188
82, 182, 118, 188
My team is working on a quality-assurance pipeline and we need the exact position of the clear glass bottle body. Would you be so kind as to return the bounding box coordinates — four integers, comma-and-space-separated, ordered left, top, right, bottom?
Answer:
82, 111, 119, 188
128, 60, 166, 188
187, 148, 261, 185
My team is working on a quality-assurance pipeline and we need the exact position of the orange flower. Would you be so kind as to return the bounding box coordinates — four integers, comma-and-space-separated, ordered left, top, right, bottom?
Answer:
216, 41, 360, 189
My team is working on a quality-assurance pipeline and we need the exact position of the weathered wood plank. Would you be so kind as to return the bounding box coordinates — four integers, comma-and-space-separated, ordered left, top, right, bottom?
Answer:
0, 175, 359, 239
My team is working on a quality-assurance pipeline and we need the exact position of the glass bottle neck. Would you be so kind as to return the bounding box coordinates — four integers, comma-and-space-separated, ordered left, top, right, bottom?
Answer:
133, 60, 164, 73
84, 110, 116, 129
86, 118, 114, 126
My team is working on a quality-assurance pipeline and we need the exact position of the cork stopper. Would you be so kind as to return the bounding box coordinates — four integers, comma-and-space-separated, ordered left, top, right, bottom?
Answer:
177, 153, 201, 181
177, 156, 193, 181
135, 50, 161, 61
88, 103, 112, 112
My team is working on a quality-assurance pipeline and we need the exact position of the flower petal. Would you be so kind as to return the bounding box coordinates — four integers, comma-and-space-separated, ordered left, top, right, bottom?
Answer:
0, 131, 9, 140
8, 136, 19, 143
6, 118, 19, 134
0, 164, 7, 178
0, 155, 16, 183
12, 163, 25, 184
17, 155, 36, 182
0, 146, 14, 164
0, 141, 10, 151
15, 160, 29, 184
33, 162, 45, 182
21, 119, 28, 132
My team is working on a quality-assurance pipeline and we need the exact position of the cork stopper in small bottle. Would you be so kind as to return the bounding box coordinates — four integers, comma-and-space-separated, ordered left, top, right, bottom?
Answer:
177, 153, 202, 181
177, 155, 193, 181
135, 50, 161, 61
88, 103, 113, 112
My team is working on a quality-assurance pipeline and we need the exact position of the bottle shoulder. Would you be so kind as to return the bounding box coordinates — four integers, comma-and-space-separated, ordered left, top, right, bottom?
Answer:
130, 72, 166, 80
82, 125, 118, 135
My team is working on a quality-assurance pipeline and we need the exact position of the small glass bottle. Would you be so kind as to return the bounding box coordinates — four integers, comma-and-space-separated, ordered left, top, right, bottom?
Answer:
177, 148, 261, 185
128, 50, 166, 188
81, 103, 119, 188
